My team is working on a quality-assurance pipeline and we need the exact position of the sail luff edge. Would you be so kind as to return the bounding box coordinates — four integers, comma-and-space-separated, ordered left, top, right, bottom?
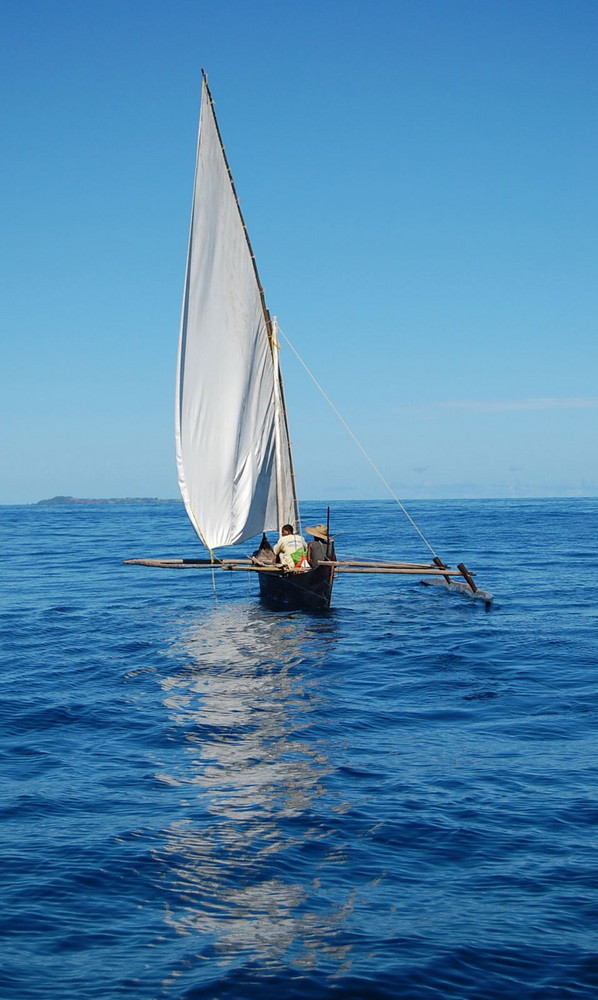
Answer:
201, 71, 299, 522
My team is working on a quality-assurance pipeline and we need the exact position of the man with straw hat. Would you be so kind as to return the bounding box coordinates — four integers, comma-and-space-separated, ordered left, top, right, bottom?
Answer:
305, 524, 336, 567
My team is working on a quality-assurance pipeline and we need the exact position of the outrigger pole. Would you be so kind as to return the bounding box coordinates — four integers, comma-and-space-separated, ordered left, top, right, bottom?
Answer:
123, 557, 492, 605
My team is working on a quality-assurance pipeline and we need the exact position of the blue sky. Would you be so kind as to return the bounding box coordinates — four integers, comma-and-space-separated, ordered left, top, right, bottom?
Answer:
2, 0, 597, 504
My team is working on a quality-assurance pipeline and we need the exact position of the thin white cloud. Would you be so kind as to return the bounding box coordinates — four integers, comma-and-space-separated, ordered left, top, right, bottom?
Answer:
398, 398, 598, 414
445, 398, 598, 413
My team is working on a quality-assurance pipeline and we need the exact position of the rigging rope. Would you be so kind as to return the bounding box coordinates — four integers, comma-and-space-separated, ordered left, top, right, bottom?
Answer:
278, 327, 439, 560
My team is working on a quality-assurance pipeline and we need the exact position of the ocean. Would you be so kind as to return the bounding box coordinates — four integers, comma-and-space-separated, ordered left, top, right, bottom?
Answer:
1, 498, 597, 999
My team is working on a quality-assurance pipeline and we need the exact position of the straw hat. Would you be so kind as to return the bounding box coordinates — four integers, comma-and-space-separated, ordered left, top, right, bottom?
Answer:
305, 524, 333, 541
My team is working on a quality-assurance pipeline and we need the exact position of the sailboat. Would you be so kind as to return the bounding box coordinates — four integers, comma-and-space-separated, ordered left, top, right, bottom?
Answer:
125, 73, 491, 611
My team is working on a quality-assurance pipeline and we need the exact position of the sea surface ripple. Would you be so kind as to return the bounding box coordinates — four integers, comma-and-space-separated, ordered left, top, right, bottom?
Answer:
1, 498, 597, 999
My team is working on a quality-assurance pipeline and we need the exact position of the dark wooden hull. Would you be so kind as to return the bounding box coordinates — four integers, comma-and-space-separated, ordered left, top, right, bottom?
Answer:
257, 564, 335, 610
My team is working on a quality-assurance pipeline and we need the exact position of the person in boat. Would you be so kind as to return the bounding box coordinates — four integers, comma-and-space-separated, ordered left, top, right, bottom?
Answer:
273, 524, 307, 571
306, 524, 336, 566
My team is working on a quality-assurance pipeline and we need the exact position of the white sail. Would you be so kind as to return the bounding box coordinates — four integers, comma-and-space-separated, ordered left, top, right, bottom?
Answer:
175, 78, 296, 551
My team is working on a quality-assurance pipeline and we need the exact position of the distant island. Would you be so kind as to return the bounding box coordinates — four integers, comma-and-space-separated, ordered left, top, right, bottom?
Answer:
36, 496, 181, 505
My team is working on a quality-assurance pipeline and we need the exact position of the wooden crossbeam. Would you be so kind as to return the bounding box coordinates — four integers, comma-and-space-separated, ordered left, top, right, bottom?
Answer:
123, 558, 478, 585
332, 567, 468, 576
123, 557, 236, 568
318, 560, 438, 569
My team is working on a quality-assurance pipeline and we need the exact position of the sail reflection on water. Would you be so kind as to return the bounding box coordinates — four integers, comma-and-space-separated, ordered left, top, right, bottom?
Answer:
156, 603, 355, 974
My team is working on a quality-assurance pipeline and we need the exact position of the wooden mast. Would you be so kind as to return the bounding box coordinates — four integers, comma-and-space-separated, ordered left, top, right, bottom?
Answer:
200, 70, 300, 528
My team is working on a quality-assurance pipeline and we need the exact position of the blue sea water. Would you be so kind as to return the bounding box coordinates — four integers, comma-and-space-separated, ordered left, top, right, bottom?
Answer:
1, 498, 597, 1000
